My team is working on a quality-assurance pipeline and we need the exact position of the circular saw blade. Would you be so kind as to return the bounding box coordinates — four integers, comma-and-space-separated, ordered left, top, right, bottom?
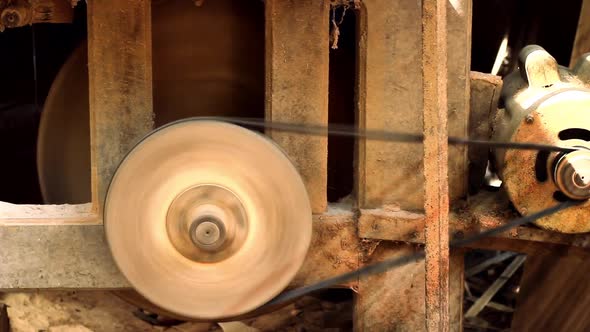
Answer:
104, 119, 312, 320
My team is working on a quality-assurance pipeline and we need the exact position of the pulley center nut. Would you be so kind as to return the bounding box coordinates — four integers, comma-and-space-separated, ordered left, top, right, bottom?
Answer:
190, 218, 225, 248
554, 149, 590, 200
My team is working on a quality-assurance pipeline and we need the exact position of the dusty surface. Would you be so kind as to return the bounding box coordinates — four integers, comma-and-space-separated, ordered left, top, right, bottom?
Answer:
1, 291, 352, 332
265, 0, 329, 213
0, 202, 94, 225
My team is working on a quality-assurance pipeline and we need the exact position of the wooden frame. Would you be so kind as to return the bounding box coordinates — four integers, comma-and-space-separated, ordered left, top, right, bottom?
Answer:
2, 0, 590, 331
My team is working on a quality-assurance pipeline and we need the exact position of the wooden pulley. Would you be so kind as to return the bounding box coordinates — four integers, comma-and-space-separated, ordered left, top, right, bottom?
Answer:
104, 119, 312, 320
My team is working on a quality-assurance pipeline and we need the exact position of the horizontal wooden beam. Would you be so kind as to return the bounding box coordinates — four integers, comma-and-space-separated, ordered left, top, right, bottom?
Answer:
358, 192, 590, 250
0, 206, 359, 290
0, 202, 97, 225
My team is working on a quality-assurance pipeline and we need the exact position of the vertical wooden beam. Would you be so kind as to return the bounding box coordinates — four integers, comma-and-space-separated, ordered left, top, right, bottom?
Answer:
357, 0, 425, 211
422, 0, 450, 330
87, 0, 154, 214
570, 0, 590, 67
447, 0, 471, 201
354, 1, 427, 331
265, 0, 329, 214
354, 242, 426, 331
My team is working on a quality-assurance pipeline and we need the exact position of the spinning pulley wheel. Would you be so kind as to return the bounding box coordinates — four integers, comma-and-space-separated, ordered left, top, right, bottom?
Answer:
104, 119, 312, 320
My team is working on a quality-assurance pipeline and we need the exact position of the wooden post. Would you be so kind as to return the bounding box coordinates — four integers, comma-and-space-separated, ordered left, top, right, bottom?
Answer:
265, 0, 329, 214
354, 0, 427, 330
422, 0, 450, 330
87, 0, 154, 214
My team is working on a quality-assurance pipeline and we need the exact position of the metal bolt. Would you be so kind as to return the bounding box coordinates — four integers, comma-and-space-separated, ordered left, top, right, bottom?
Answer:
193, 221, 221, 245
525, 115, 534, 124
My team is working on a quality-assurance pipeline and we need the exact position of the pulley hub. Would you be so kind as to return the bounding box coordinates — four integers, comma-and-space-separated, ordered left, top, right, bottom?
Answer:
553, 148, 590, 200
166, 184, 248, 263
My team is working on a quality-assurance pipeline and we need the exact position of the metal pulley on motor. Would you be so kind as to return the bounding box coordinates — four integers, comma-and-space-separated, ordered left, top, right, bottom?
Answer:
493, 45, 590, 233
104, 119, 312, 320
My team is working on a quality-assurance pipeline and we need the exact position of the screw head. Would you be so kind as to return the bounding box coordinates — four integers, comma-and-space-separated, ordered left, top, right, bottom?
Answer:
525, 115, 534, 124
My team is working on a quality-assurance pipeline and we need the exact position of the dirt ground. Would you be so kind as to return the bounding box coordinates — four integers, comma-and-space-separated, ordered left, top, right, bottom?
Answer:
0, 291, 352, 332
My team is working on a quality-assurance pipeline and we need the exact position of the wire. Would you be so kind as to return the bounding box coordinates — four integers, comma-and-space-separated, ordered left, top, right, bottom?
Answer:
263, 200, 578, 308
191, 116, 576, 153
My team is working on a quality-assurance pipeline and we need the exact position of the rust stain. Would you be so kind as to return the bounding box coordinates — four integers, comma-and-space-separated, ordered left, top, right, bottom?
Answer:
422, 0, 450, 330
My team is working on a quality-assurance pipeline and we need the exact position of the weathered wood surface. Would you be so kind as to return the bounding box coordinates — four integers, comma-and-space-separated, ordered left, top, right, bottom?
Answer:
0, 202, 95, 225
354, 242, 426, 331
446, 0, 471, 202
0, 225, 129, 289
422, 0, 450, 329
512, 249, 590, 331
449, 249, 465, 332
265, 0, 329, 214
87, 0, 154, 214
354, 0, 428, 329
468, 72, 502, 192
0, 213, 358, 290
356, 0, 425, 210
292, 208, 359, 288
357, 0, 470, 211
359, 191, 590, 250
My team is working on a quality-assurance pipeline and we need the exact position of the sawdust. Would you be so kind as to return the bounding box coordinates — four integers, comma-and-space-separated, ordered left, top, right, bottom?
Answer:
1, 292, 352, 332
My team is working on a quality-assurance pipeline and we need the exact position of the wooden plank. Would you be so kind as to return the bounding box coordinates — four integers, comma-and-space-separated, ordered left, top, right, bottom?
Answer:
354, 242, 426, 331
468, 72, 502, 192
354, 1, 427, 329
358, 191, 590, 250
0, 225, 129, 289
422, 0, 450, 329
87, 0, 154, 214
512, 249, 590, 331
449, 249, 465, 332
358, 207, 425, 242
447, 0, 471, 202
357, 0, 424, 210
570, 0, 590, 67
0, 211, 355, 289
292, 208, 359, 289
265, 0, 329, 213
0, 202, 97, 225
357, 0, 470, 211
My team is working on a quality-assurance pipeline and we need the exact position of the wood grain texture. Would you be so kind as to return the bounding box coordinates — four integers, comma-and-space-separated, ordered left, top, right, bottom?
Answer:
265, 0, 329, 213
512, 249, 590, 331
354, 242, 426, 332
0, 210, 356, 290
422, 0, 450, 329
357, 0, 470, 211
449, 249, 465, 332
87, 0, 154, 214
0, 202, 96, 225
